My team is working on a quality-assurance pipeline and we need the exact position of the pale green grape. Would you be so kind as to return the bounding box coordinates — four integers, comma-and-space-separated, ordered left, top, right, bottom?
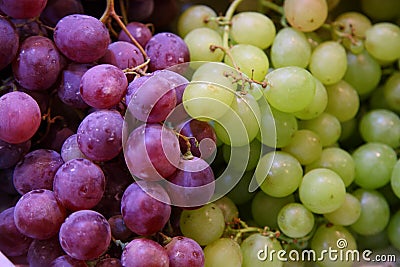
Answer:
361, 0, 400, 21
306, 147, 355, 187
294, 78, 328, 120
339, 118, 357, 143
226, 171, 257, 205
222, 138, 262, 171
359, 109, 400, 148
311, 224, 357, 267
204, 238, 243, 267
184, 27, 224, 62
282, 129, 322, 165
247, 82, 264, 100
251, 191, 295, 230
180, 203, 225, 246
177, 5, 219, 37
323, 193, 361, 226
255, 151, 303, 198
325, 80, 360, 122
350, 188, 390, 235
383, 71, 400, 113
369, 86, 392, 110
270, 27, 311, 68
191, 62, 238, 89
299, 168, 346, 214
230, 12, 276, 50
277, 203, 314, 238
365, 22, 400, 62
284, 0, 328, 32
309, 41, 347, 85
263, 66, 316, 113
213, 196, 239, 224
241, 233, 283, 267
224, 44, 269, 82
387, 210, 400, 251
343, 50, 381, 96
352, 142, 397, 189
299, 112, 341, 147
390, 159, 400, 199
333, 12, 372, 39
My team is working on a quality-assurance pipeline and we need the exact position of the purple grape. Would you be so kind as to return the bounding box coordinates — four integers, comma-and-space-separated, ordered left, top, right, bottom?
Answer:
53, 158, 105, 211
121, 181, 171, 236
11, 18, 49, 41
12, 36, 62, 91
0, 139, 30, 169
61, 134, 87, 162
50, 255, 88, 267
40, 0, 84, 27
0, 0, 47, 19
124, 123, 181, 181
0, 91, 41, 144
77, 110, 123, 162
27, 236, 65, 267
0, 207, 33, 257
145, 0, 179, 30
100, 41, 144, 70
0, 17, 19, 71
13, 149, 64, 195
164, 236, 205, 267
0, 167, 18, 195
40, 126, 75, 152
118, 21, 153, 48
80, 64, 128, 109
125, 74, 151, 106
59, 210, 111, 261
14, 189, 67, 240
126, 0, 154, 22
145, 32, 190, 72
108, 214, 133, 241
121, 238, 169, 267
54, 14, 110, 63
95, 258, 123, 267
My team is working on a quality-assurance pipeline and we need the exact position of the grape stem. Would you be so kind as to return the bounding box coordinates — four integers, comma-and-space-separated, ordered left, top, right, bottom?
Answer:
222, 0, 244, 49
259, 0, 284, 15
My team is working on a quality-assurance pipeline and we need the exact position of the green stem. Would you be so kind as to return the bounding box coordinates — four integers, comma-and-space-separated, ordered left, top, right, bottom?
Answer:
222, 0, 244, 49
259, 0, 284, 15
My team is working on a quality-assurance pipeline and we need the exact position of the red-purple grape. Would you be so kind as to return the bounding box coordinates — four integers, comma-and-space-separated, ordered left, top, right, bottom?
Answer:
0, 139, 30, 169
164, 236, 205, 267
0, 0, 47, 19
50, 255, 88, 267
95, 258, 123, 267
27, 236, 65, 267
0, 17, 19, 71
40, 0, 84, 27
108, 214, 133, 242
118, 21, 153, 48
121, 238, 169, 267
126, 0, 154, 22
100, 41, 144, 70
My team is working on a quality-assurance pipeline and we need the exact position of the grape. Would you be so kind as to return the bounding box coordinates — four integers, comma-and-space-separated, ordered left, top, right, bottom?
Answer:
165, 236, 205, 267
95, 258, 123, 267
222, 138, 262, 171
59, 210, 111, 261
14, 189, 67, 240
0, 139, 30, 169
391, 159, 400, 199
184, 27, 224, 62
145, 32, 190, 72
77, 110, 123, 162
333, 12, 372, 40
50, 255, 88, 267
177, 5, 219, 38
0, 17, 19, 71
118, 21, 153, 48
225, 171, 258, 205
263, 66, 316, 113
383, 71, 400, 113
284, 0, 328, 32
27, 236, 64, 267
180, 203, 225, 246
323, 193, 361, 226
230, 12, 276, 50
365, 22, 400, 62
352, 142, 397, 189
204, 238, 242, 267
61, 134, 87, 162
126, 0, 154, 21
387, 210, 400, 251
255, 151, 303, 198
270, 27, 311, 69
0, 207, 32, 257
277, 203, 314, 238
121, 181, 171, 236
54, 14, 110, 63
282, 129, 322, 165
124, 123, 180, 181
40, 0, 84, 27
13, 149, 64, 195
0, 0, 47, 19
241, 233, 283, 267
350, 188, 390, 235
108, 215, 132, 242
361, 0, 400, 21
12, 36, 62, 91
299, 168, 346, 214
100, 41, 144, 70
213, 196, 239, 223
121, 238, 169, 267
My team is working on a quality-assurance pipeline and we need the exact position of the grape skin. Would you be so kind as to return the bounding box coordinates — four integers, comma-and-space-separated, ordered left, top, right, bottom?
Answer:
0, 17, 19, 71
0, 0, 47, 19
121, 238, 169, 267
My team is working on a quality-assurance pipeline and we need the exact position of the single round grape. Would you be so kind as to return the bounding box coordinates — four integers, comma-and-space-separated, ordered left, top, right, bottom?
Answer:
0, 16, 19, 70
299, 112, 341, 147
333, 12, 372, 39
61, 134, 87, 162
121, 238, 169, 267
365, 22, 400, 62
323, 193, 361, 226
184, 27, 224, 62
277, 203, 314, 238
222, 138, 262, 172
0, 0, 47, 19
284, 0, 328, 32
177, 4, 219, 38
50, 255, 88, 267
241, 233, 283, 267
325, 80, 360, 122
100, 41, 144, 70
165, 236, 205, 267
0, 139, 30, 170
27, 236, 64, 267
126, 0, 154, 22
118, 21, 153, 48
282, 129, 322, 165
108, 215, 133, 242
213, 196, 239, 223
387, 210, 400, 251
390, 159, 400, 198
294, 78, 328, 120
204, 238, 242, 267
383, 71, 400, 113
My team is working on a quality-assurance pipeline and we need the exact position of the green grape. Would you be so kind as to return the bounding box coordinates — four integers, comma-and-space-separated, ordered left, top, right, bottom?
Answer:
298, 112, 341, 147
306, 147, 355, 187
365, 23, 400, 62
284, 0, 328, 32
378, 183, 400, 207
247, 82, 264, 100
270, 27, 311, 69
225, 171, 257, 205
180, 203, 225, 246
299, 168, 346, 214
352, 142, 397, 189
177, 5, 219, 37
333, 12, 372, 39
361, 0, 400, 21
214, 93, 261, 146
323, 193, 361, 226
359, 109, 400, 148
222, 138, 262, 171
350, 188, 390, 236
387, 210, 400, 251
230, 12, 276, 50
251, 191, 295, 230
277, 203, 314, 238
184, 27, 224, 62
213, 196, 239, 224
390, 159, 400, 199
224, 44, 269, 82
310, 224, 357, 267
356, 230, 390, 251
282, 129, 322, 165
338, 118, 357, 143
255, 151, 303, 198
383, 71, 400, 113
369, 86, 392, 110
294, 78, 328, 120
325, 80, 360, 122
241, 233, 283, 267
263, 66, 316, 113
191, 62, 238, 89
258, 106, 298, 148
204, 238, 243, 267
309, 41, 347, 85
